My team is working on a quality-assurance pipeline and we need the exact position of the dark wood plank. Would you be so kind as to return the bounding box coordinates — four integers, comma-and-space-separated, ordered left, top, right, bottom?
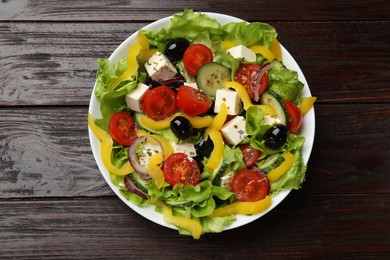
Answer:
0, 194, 389, 259
1, 22, 389, 106
0, 104, 389, 198
304, 104, 390, 194
1, 0, 389, 22
0, 107, 111, 197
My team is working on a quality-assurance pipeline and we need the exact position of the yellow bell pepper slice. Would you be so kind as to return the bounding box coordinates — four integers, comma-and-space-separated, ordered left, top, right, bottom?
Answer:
267, 152, 295, 182
147, 153, 165, 189
249, 45, 275, 62
300, 96, 317, 116
224, 81, 252, 110
160, 202, 203, 239
270, 38, 282, 61
137, 33, 150, 63
205, 127, 224, 171
221, 40, 237, 51
179, 113, 213, 129
88, 114, 134, 176
140, 113, 213, 130
109, 42, 142, 90
139, 114, 175, 130
210, 103, 227, 130
209, 196, 272, 217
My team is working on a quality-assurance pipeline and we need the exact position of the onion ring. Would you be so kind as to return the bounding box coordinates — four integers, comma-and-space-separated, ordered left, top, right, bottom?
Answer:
124, 175, 148, 199
128, 136, 164, 176
253, 62, 273, 102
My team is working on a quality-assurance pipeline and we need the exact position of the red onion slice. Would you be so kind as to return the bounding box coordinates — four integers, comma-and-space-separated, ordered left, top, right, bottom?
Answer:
161, 76, 185, 86
128, 136, 164, 176
124, 175, 148, 199
253, 62, 273, 102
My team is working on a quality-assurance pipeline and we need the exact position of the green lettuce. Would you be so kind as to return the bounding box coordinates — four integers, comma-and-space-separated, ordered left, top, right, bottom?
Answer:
94, 59, 144, 131
270, 150, 306, 194
222, 21, 277, 47
140, 8, 224, 50
268, 60, 304, 103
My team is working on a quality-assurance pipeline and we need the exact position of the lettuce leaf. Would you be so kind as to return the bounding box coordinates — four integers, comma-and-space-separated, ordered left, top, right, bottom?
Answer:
140, 9, 223, 51
268, 60, 304, 103
270, 150, 306, 194
222, 21, 277, 47
94, 58, 143, 131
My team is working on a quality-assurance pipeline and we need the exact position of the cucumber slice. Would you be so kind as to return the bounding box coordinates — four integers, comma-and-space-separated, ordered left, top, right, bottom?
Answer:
261, 90, 287, 125
128, 172, 150, 194
257, 153, 285, 174
210, 163, 229, 186
197, 62, 230, 97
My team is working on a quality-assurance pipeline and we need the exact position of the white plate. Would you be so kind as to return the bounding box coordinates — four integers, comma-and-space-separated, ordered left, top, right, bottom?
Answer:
88, 12, 315, 231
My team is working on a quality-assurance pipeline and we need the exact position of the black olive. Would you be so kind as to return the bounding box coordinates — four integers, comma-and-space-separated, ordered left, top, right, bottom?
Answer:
195, 136, 214, 159
193, 156, 204, 173
205, 101, 215, 116
170, 116, 193, 140
164, 38, 190, 62
264, 124, 288, 150
145, 78, 160, 89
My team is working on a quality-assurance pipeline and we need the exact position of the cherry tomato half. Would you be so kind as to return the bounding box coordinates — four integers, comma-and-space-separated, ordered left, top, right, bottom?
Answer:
176, 85, 212, 116
231, 168, 270, 202
109, 111, 137, 146
163, 153, 200, 186
238, 143, 261, 168
284, 100, 302, 133
141, 86, 177, 121
235, 64, 268, 100
183, 44, 213, 76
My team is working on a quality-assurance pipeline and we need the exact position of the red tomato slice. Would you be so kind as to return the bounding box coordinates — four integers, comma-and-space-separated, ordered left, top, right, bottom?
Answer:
163, 153, 200, 186
109, 111, 137, 146
141, 86, 177, 121
183, 44, 213, 76
235, 64, 268, 100
284, 100, 302, 133
238, 143, 261, 168
230, 169, 270, 202
176, 85, 212, 116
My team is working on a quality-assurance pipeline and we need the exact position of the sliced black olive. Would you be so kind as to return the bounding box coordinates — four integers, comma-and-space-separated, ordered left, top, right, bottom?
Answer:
164, 38, 190, 62
193, 156, 204, 173
161, 76, 185, 92
195, 136, 214, 159
145, 78, 161, 89
264, 124, 288, 150
170, 116, 193, 140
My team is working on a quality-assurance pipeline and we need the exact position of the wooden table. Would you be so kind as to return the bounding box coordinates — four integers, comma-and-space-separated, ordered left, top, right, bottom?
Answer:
1, 1, 389, 259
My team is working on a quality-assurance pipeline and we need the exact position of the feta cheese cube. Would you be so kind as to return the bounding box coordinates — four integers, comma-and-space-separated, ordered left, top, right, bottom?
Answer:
214, 89, 243, 115
220, 116, 248, 146
170, 141, 197, 157
226, 45, 256, 63
184, 82, 198, 90
125, 83, 149, 112
144, 51, 177, 81
261, 115, 281, 126
137, 142, 163, 168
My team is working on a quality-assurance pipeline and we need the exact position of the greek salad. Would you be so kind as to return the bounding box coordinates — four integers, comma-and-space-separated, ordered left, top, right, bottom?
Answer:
88, 9, 316, 239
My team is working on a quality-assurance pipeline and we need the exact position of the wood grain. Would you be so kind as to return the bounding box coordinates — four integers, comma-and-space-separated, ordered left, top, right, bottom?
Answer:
0, 107, 111, 198
0, 194, 388, 259
1, 0, 389, 22
0, 105, 389, 198
1, 2, 389, 257
1, 22, 389, 106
